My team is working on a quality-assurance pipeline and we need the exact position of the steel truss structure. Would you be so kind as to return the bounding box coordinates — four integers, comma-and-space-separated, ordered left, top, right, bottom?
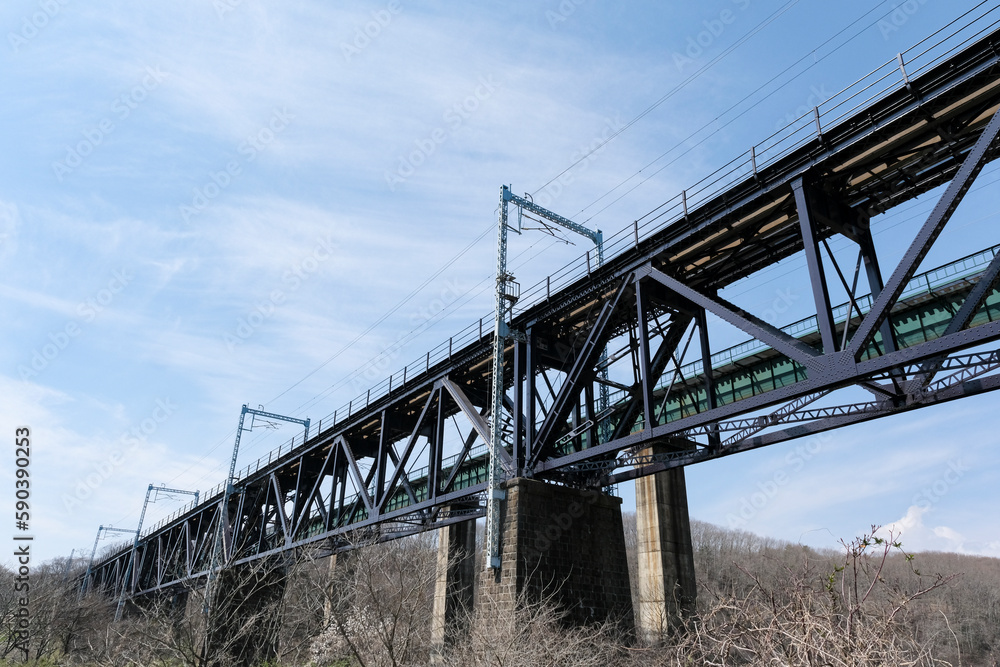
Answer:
88, 12, 1000, 605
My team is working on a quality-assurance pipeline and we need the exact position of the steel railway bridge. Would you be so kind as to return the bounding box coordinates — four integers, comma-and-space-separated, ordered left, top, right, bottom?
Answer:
86, 8, 1000, 613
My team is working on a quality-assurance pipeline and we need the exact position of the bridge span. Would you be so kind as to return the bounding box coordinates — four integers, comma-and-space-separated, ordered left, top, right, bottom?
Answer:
85, 6, 1000, 654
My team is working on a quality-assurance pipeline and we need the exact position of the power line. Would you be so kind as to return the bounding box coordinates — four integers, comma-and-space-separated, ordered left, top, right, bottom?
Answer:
531, 0, 803, 198
572, 0, 900, 224
146, 2, 994, 516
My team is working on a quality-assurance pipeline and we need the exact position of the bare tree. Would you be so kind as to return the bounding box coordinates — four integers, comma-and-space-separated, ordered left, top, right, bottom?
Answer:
308, 533, 437, 667
444, 583, 627, 667
644, 526, 958, 666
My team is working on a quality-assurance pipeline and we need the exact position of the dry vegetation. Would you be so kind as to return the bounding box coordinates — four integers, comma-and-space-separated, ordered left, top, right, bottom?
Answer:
3, 518, 998, 666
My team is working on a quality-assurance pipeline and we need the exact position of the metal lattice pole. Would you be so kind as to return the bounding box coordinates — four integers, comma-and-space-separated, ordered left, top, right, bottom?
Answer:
115, 484, 199, 621
205, 405, 310, 614
485, 185, 512, 570
502, 188, 609, 443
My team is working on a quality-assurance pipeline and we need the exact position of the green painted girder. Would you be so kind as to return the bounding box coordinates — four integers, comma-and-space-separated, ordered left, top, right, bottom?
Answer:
654, 245, 1000, 425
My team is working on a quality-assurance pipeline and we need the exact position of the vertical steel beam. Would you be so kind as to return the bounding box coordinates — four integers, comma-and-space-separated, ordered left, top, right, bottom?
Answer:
856, 228, 898, 355
525, 328, 537, 464
636, 278, 656, 431
430, 391, 444, 501
584, 382, 597, 450
612, 313, 694, 441
849, 107, 1000, 359
793, 178, 838, 354
335, 456, 347, 528
375, 411, 389, 508
512, 339, 525, 475
695, 308, 720, 448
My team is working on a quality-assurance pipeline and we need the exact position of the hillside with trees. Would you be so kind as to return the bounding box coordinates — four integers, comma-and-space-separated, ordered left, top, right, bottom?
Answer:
3, 518, 998, 666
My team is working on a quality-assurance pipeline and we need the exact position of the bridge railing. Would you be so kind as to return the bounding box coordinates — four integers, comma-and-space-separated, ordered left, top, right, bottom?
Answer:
131, 5, 1000, 545
309, 4, 999, 444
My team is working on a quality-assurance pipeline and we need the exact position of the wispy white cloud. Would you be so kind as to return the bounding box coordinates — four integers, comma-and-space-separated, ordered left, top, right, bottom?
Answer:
880, 505, 1000, 558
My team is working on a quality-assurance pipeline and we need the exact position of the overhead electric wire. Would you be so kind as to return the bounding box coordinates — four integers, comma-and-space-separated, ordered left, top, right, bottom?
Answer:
572, 0, 904, 225
132, 2, 996, 527
149, 228, 568, 512
264, 223, 496, 406
289, 232, 569, 417
283, 0, 819, 418
531, 0, 802, 198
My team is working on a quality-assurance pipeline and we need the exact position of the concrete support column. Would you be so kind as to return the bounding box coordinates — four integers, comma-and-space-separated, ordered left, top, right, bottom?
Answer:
479, 478, 634, 633
635, 446, 697, 642
205, 558, 287, 667
322, 552, 341, 626
430, 508, 477, 661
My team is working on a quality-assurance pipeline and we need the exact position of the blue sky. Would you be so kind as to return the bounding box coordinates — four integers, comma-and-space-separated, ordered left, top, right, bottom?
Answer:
2, 0, 998, 565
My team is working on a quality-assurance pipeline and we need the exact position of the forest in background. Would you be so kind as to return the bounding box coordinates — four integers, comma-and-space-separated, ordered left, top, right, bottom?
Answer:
2, 516, 998, 666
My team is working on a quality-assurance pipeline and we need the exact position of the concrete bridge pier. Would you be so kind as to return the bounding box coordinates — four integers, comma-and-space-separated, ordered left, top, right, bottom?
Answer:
635, 445, 697, 642
478, 477, 634, 633
430, 506, 477, 661
204, 557, 287, 667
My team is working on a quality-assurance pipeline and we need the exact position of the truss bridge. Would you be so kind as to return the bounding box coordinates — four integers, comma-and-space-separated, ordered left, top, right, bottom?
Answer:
85, 9, 1000, 640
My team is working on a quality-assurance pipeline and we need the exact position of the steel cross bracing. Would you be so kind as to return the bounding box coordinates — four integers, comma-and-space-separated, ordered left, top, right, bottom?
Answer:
114, 484, 199, 620
86, 16, 1000, 601
204, 405, 310, 614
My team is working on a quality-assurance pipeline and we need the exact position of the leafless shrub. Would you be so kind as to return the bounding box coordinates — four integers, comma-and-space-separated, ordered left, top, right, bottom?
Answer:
308, 533, 437, 667
443, 585, 627, 667
645, 526, 958, 666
